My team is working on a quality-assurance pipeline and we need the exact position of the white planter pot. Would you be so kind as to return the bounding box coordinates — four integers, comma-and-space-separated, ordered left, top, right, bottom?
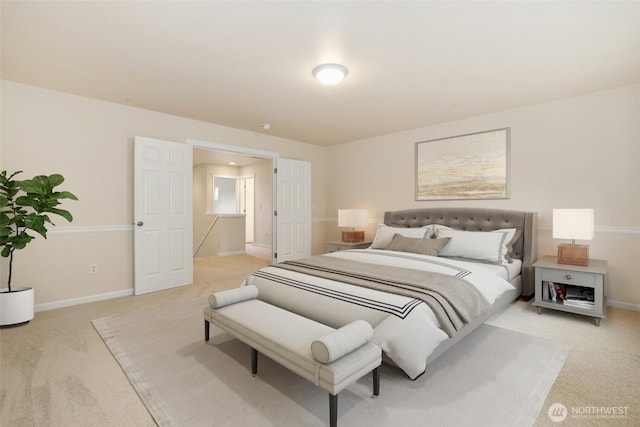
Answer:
0, 287, 34, 327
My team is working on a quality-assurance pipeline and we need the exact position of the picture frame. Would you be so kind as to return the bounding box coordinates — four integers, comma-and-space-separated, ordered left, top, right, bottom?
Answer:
415, 128, 510, 201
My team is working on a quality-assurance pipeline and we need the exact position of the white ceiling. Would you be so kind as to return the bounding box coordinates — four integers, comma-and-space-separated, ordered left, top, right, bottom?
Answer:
2, 1, 639, 146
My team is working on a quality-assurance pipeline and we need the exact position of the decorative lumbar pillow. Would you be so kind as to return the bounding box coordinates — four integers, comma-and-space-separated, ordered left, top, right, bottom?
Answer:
436, 228, 511, 264
370, 224, 432, 249
385, 234, 451, 256
311, 320, 373, 364
209, 285, 259, 309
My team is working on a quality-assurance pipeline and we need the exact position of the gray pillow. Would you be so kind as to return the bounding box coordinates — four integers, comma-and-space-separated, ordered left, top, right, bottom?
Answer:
384, 234, 451, 256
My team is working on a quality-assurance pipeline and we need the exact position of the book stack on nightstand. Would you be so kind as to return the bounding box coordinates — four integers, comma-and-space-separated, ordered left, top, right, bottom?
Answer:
543, 281, 595, 309
533, 255, 607, 326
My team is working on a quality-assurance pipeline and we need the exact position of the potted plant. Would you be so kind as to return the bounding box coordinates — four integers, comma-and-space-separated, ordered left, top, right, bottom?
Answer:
0, 170, 78, 326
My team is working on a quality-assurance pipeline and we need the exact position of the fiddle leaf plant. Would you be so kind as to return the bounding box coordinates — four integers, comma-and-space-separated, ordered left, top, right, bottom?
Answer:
0, 171, 78, 292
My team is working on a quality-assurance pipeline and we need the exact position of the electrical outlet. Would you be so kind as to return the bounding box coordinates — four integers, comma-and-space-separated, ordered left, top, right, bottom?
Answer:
90, 264, 98, 274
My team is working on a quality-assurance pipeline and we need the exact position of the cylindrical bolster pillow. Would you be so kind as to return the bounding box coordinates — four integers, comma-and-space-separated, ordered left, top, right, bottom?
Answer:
311, 320, 373, 364
209, 285, 258, 309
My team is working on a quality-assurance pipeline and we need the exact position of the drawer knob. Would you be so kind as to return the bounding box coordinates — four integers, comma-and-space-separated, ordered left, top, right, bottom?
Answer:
564, 274, 572, 280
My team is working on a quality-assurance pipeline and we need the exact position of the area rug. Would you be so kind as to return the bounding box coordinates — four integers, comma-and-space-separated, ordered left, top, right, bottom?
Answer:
92, 298, 570, 427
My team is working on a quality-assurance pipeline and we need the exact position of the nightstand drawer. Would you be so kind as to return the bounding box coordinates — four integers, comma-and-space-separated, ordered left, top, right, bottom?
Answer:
540, 269, 595, 286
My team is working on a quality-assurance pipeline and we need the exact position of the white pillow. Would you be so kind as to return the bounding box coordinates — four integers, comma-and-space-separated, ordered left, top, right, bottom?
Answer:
436, 228, 513, 264
433, 226, 520, 263
370, 224, 432, 249
495, 228, 520, 263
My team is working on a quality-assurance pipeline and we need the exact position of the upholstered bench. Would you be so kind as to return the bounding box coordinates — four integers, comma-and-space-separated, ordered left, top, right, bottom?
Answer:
203, 285, 382, 427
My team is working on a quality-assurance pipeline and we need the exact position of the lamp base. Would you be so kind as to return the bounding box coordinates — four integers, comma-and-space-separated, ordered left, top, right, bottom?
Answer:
341, 231, 364, 243
557, 243, 589, 266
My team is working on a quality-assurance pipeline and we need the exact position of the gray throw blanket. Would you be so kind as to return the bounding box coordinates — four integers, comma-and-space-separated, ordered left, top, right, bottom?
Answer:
274, 256, 490, 338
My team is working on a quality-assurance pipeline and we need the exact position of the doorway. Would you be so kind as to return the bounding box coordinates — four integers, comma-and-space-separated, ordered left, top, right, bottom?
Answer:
211, 174, 255, 243
189, 139, 278, 262
134, 137, 311, 295
188, 138, 312, 265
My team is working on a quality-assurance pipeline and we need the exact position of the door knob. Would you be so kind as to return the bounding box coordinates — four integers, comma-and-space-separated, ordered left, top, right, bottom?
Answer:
136, 221, 144, 227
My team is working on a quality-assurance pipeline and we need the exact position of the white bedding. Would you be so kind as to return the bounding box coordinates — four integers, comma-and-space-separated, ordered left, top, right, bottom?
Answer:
245, 249, 516, 379
469, 258, 522, 282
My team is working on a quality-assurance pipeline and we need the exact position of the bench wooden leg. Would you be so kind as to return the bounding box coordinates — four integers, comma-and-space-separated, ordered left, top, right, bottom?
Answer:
373, 367, 380, 396
204, 320, 210, 342
329, 393, 338, 427
251, 348, 258, 376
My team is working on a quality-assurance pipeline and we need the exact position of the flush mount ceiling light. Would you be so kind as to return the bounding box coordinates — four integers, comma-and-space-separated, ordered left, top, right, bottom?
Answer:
312, 63, 348, 86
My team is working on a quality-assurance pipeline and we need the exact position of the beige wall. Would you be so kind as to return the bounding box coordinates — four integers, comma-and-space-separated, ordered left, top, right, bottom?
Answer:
193, 215, 246, 257
0, 80, 326, 307
2, 80, 638, 309
325, 84, 640, 307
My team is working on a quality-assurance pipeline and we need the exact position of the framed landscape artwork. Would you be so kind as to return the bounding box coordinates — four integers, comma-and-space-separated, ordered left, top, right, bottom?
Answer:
415, 128, 510, 201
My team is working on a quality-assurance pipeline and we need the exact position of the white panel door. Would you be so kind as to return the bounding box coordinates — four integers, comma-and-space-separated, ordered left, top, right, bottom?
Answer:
275, 159, 311, 263
134, 137, 193, 295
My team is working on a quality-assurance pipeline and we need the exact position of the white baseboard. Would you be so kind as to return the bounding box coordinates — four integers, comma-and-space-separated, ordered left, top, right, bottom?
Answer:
607, 299, 640, 312
216, 250, 246, 257
35, 289, 134, 312
251, 243, 272, 249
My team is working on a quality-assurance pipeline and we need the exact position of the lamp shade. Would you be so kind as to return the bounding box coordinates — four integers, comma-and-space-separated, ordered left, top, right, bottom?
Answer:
338, 209, 368, 228
552, 209, 594, 241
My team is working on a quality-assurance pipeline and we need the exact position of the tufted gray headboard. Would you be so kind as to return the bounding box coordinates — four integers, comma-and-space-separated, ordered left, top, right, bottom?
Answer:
384, 207, 537, 297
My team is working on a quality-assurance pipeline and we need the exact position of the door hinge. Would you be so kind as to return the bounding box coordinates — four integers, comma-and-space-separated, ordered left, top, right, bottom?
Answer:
274, 210, 277, 216
274, 252, 277, 259
274, 167, 277, 174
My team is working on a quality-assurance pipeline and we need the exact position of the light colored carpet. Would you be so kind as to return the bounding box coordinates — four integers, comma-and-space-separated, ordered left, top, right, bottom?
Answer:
93, 297, 570, 427
4, 255, 637, 426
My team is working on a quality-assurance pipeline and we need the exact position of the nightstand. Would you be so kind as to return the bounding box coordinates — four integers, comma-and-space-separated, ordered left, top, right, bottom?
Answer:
326, 241, 372, 253
533, 255, 607, 326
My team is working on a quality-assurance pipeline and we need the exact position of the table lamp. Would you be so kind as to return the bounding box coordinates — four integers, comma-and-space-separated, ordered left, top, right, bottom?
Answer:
552, 208, 594, 266
338, 209, 368, 243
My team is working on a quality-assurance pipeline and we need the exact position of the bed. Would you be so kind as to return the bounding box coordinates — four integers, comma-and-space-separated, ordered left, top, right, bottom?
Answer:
245, 207, 537, 379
